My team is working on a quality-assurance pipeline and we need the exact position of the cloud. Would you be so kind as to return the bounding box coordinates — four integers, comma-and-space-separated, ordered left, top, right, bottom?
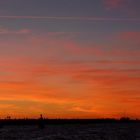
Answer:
103, 0, 138, 15
103, 0, 134, 9
95, 60, 140, 65
0, 15, 140, 22
115, 31, 140, 43
0, 32, 139, 118
111, 31, 140, 51
0, 26, 31, 34
71, 106, 95, 113
104, 0, 122, 10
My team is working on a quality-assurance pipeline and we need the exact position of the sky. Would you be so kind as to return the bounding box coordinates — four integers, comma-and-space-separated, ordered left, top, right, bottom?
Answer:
0, 0, 140, 119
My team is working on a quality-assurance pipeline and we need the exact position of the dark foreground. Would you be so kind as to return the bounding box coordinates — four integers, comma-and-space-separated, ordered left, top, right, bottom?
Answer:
0, 123, 140, 140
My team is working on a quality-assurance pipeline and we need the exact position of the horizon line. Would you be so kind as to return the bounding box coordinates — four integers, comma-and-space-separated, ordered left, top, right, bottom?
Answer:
0, 116, 139, 120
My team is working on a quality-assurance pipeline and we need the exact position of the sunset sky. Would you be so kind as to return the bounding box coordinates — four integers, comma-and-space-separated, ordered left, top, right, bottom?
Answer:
0, 0, 140, 119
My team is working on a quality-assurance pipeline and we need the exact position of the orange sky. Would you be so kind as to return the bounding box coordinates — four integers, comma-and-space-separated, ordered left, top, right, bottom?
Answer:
0, 32, 139, 119
0, 0, 140, 119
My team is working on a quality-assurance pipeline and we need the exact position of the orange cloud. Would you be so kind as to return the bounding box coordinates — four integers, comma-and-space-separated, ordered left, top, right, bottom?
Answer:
0, 32, 139, 118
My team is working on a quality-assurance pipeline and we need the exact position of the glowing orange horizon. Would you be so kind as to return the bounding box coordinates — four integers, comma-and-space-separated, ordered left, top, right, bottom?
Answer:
0, 31, 139, 119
